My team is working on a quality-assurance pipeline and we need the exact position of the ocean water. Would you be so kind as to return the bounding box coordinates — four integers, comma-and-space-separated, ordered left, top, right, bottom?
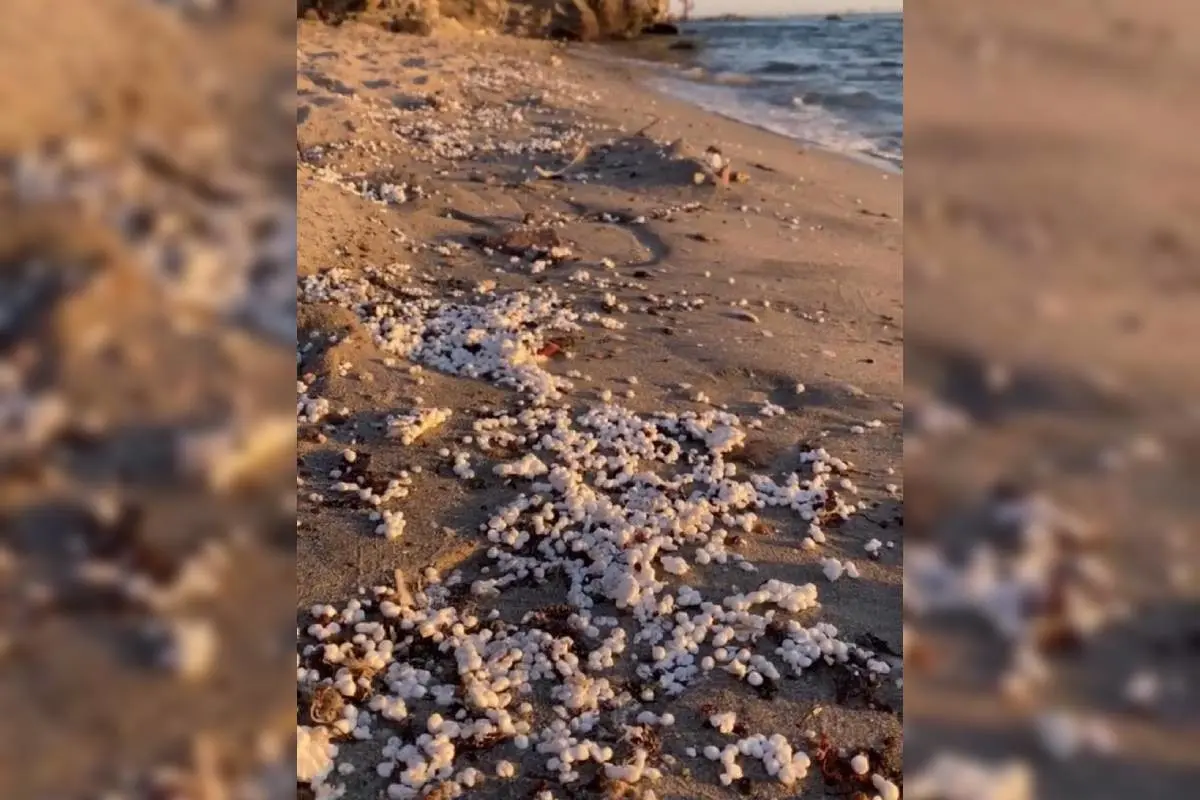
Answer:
652, 13, 903, 169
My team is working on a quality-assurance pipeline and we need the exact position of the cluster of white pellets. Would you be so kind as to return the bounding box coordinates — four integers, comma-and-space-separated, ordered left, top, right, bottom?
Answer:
704, 732, 813, 787
708, 711, 738, 734
602, 746, 662, 784
295, 214, 901, 796
372, 509, 407, 541
330, 453, 411, 505
296, 507, 893, 795
723, 580, 820, 614
297, 726, 341, 799
493, 452, 549, 478
459, 401, 893, 695
301, 273, 622, 404
387, 407, 452, 445
821, 557, 861, 581
300, 583, 673, 796
298, 385, 333, 424
295, 359, 897, 796
774, 620, 856, 673
306, 163, 425, 207
451, 452, 475, 480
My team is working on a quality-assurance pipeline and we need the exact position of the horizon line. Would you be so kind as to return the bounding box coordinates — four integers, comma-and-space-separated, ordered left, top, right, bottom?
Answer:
686, 10, 902, 20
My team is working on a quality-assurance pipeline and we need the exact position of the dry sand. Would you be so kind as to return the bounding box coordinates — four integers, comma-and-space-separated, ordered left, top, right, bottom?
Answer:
905, 0, 1200, 797
298, 19, 901, 800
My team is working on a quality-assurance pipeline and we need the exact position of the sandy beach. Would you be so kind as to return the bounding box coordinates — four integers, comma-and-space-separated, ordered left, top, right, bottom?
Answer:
298, 19, 902, 800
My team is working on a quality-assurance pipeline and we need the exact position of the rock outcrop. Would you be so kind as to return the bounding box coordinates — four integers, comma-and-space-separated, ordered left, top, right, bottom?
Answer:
536, 0, 672, 40
298, 0, 673, 41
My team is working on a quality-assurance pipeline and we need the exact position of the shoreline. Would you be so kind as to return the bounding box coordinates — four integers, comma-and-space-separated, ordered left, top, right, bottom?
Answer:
606, 48, 904, 174
566, 42, 904, 185
590, 19, 903, 174
298, 21, 902, 800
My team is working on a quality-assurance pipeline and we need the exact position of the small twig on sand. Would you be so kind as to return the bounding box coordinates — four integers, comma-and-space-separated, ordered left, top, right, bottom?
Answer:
444, 208, 501, 230
632, 115, 662, 137
393, 568, 414, 608
532, 143, 591, 180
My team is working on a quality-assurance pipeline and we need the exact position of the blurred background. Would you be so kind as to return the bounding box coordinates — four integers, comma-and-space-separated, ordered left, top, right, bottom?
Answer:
5, 0, 1200, 796
0, 1, 295, 797
905, 0, 1200, 797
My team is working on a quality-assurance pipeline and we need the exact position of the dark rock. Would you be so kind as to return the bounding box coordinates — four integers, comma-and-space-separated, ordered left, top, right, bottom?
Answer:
301, 1, 674, 42
549, 26, 584, 42
642, 22, 679, 35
